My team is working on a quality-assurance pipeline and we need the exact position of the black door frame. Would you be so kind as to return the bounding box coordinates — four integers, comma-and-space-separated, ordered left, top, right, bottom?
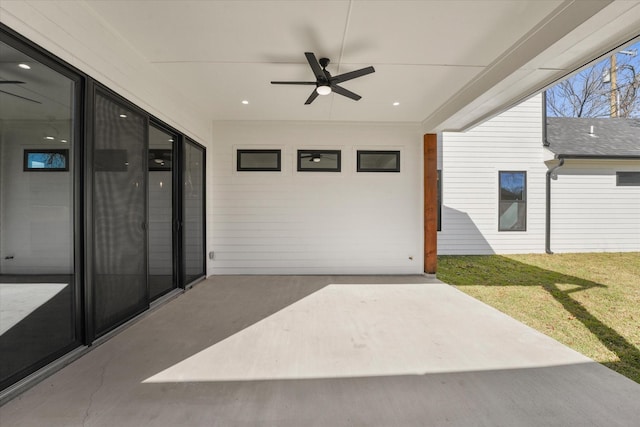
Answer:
0, 23, 207, 393
181, 137, 207, 287
0, 24, 85, 389
148, 119, 180, 299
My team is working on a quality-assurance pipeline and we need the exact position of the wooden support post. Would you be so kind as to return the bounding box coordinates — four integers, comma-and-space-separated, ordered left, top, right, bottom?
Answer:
424, 134, 438, 274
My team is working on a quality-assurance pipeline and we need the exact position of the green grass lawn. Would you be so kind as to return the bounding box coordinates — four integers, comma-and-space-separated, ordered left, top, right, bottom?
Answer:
436, 252, 640, 383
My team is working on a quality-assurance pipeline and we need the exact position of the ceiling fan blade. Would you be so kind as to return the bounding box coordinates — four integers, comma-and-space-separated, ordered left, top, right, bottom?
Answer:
331, 84, 361, 101
271, 81, 317, 85
304, 89, 319, 105
0, 80, 25, 84
305, 52, 325, 81
331, 66, 375, 84
0, 89, 41, 104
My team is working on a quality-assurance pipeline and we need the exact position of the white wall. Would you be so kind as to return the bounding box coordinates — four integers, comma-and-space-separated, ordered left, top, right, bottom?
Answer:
209, 121, 423, 274
438, 94, 546, 254
549, 159, 640, 252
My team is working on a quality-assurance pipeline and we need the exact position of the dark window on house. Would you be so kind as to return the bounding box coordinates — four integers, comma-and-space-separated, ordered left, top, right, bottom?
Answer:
499, 171, 526, 231
437, 170, 442, 231
297, 150, 341, 172
23, 149, 69, 171
237, 149, 281, 171
357, 150, 400, 172
616, 171, 640, 186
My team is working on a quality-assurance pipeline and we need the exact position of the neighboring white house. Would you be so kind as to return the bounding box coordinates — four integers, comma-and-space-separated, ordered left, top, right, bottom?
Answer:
438, 94, 640, 255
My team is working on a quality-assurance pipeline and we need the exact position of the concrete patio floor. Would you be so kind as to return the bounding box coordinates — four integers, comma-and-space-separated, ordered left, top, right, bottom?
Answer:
1, 275, 639, 426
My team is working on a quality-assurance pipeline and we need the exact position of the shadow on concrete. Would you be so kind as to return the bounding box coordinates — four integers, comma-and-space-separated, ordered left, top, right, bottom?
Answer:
443, 255, 640, 383
121, 364, 640, 426
3, 275, 640, 426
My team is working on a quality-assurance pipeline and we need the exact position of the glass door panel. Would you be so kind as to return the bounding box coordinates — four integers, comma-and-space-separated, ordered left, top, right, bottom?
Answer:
0, 39, 80, 390
182, 140, 205, 285
148, 125, 175, 299
93, 91, 147, 335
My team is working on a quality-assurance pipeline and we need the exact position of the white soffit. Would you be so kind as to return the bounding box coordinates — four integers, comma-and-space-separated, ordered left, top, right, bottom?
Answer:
431, 0, 640, 132
2, 0, 639, 131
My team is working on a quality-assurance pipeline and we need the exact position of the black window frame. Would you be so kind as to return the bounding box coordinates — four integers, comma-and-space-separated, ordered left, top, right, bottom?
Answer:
23, 148, 70, 171
297, 149, 341, 172
237, 149, 281, 172
616, 171, 640, 186
356, 150, 400, 172
498, 170, 527, 232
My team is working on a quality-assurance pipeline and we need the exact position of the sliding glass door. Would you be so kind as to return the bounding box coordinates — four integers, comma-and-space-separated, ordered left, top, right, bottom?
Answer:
1, 27, 207, 393
0, 38, 81, 390
148, 125, 176, 299
93, 90, 148, 336
182, 139, 206, 285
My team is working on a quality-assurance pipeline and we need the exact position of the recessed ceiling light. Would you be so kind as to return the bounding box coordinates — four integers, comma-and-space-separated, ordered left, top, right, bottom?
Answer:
119, 114, 127, 118
60, 139, 68, 143
242, 100, 249, 105
168, 138, 174, 142
44, 136, 55, 140
393, 102, 400, 106
18, 63, 31, 70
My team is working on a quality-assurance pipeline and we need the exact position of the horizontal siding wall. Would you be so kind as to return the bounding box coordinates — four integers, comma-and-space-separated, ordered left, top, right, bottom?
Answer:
209, 122, 423, 274
549, 160, 640, 252
438, 94, 546, 254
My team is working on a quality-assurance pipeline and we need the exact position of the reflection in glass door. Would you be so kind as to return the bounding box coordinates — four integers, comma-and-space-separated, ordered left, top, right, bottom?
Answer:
148, 125, 176, 299
0, 39, 80, 390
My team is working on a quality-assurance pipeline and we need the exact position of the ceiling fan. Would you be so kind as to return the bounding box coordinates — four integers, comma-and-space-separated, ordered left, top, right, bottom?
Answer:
0, 80, 41, 104
300, 152, 336, 163
271, 52, 375, 104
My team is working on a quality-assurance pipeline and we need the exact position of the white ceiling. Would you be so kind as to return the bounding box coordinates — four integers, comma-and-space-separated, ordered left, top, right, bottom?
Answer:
12, 1, 640, 131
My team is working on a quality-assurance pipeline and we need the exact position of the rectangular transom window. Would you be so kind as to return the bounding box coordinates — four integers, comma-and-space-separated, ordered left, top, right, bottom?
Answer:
499, 171, 526, 231
357, 150, 400, 172
297, 150, 341, 172
237, 149, 281, 171
616, 171, 640, 186
23, 149, 69, 171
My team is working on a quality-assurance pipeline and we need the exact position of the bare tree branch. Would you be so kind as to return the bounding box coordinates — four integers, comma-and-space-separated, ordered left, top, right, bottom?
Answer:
546, 48, 640, 118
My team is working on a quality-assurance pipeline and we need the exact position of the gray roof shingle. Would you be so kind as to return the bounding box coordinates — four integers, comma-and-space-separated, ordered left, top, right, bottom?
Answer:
546, 117, 640, 157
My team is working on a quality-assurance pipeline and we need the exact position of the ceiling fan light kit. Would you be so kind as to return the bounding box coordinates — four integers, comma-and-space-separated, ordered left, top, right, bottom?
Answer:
316, 85, 331, 96
271, 52, 375, 104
